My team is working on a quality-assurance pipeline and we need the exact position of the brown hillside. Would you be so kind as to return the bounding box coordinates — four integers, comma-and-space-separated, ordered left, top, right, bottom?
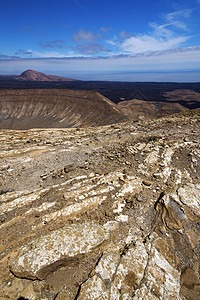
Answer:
16, 69, 77, 81
0, 89, 127, 129
118, 98, 188, 119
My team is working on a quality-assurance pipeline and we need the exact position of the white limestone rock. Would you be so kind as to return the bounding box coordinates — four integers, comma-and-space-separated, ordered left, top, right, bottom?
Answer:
10, 222, 109, 280
145, 247, 181, 299
111, 241, 148, 298
79, 241, 148, 299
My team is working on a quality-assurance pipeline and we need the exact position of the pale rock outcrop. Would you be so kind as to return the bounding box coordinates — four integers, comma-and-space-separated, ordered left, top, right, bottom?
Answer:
10, 222, 109, 280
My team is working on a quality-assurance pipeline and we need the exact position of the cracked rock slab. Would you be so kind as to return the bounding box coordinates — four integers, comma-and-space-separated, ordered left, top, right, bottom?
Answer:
10, 222, 109, 280
79, 241, 148, 299
145, 247, 181, 299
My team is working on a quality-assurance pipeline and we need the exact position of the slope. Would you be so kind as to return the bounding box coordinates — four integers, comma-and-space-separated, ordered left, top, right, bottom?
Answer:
0, 89, 127, 129
0, 109, 199, 299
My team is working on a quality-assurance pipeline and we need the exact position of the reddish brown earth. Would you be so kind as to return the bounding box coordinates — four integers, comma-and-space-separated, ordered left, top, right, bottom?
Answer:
16, 69, 77, 82
117, 98, 188, 120
164, 89, 200, 104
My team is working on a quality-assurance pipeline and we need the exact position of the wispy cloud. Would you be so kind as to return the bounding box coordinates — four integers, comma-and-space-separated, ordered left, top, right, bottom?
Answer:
110, 9, 193, 55
15, 49, 32, 56
100, 27, 113, 32
72, 29, 101, 43
74, 43, 111, 55
39, 40, 66, 49
164, 9, 193, 31
1, 46, 200, 74
30, 51, 68, 58
165, 9, 193, 22
120, 35, 188, 54
0, 54, 19, 59
72, 0, 85, 10
119, 30, 134, 39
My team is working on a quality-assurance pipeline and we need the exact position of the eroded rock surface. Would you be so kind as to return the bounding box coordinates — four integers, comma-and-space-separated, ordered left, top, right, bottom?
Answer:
0, 108, 200, 299
10, 222, 109, 280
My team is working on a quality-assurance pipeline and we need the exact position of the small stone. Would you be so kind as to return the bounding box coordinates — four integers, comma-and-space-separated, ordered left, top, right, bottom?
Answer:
125, 197, 132, 203
153, 173, 161, 179
105, 210, 112, 217
191, 157, 197, 163
134, 193, 143, 202
107, 154, 114, 160
159, 163, 165, 167
142, 179, 152, 186
63, 165, 75, 173
0, 215, 6, 223
118, 176, 125, 183
184, 137, 189, 142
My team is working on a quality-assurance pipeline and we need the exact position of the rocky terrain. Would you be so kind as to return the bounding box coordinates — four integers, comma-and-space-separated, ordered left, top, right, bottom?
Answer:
1, 73, 200, 120
1, 87, 199, 131
0, 89, 126, 129
0, 108, 200, 299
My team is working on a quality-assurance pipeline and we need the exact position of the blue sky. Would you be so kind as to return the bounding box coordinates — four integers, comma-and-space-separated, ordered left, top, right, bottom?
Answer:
0, 0, 200, 81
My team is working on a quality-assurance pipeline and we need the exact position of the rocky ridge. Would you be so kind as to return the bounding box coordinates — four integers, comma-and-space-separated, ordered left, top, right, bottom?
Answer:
0, 89, 126, 129
0, 108, 200, 299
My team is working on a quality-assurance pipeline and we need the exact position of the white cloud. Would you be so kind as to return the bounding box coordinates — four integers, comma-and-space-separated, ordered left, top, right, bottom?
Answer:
106, 39, 117, 46
30, 50, 86, 58
171, 21, 189, 31
164, 9, 193, 31
1, 46, 200, 74
149, 23, 174, 38
115, 9, 192, 55
120, 35, 188, 54
32, 51, 67, 58
1, 7, 198, 80
165, 9, 192, 22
